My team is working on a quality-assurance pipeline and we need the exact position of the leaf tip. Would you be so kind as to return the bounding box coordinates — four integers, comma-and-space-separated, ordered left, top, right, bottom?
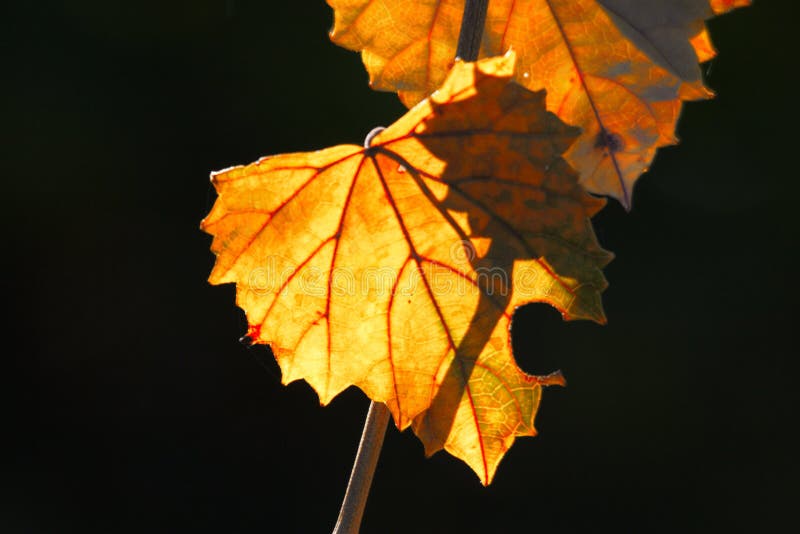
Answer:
476, 48, 517, 79
620, 191, 632, 212
209, 165, 233, 185
243, 323, 262, 343
538, 370, 567, 387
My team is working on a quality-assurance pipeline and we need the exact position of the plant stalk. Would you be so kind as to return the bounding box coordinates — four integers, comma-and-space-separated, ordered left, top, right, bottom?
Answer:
455, 0, 489, 62
332, 401, 391, 534
332, 3, 490, 533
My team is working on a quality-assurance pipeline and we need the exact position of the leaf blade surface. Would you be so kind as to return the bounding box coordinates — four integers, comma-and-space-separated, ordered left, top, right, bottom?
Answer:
202, 53, 611, 483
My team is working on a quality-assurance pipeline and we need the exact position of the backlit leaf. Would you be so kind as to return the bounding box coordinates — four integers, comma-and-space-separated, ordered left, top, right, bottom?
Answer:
328, 0, 749, 207
709, 0, 751, 14
201, 53, 612, 483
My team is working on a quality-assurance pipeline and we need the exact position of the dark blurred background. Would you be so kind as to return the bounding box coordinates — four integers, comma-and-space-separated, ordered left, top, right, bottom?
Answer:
4, 1, 797, 532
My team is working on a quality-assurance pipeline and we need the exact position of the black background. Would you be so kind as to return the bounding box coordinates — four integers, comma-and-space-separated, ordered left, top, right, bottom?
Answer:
5, 1, 798, 532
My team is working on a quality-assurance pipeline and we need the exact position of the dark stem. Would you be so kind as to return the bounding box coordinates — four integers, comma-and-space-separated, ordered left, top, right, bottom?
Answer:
332, 5, 491, 532
332, 401, 391, 534
455, 0, 489, 62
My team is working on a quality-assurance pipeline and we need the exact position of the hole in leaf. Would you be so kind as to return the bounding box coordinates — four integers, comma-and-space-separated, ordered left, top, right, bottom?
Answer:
511, 302, 574, 376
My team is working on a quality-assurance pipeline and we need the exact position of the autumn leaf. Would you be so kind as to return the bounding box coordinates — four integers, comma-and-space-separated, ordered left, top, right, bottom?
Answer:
709, 0, 751, 14
201, 53, 611, 484
328, 0, 750, 208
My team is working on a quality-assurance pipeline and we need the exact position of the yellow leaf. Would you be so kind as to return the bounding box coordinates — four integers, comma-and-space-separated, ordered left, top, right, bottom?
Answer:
328, 0, 749, 208
201, 53, 612, 484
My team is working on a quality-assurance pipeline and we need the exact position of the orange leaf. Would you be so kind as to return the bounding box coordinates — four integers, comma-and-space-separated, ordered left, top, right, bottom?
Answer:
328, 0, 749, 208
709, 0, 751, 15
201, 53, 611, 484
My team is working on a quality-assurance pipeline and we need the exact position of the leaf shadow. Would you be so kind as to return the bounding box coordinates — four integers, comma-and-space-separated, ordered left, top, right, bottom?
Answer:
369, 69, 609, 481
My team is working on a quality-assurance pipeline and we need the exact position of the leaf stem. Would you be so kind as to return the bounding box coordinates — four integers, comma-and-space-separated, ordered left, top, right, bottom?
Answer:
332, 5, 490, 532
455, 0, 489, 62
332, 401, 391, 534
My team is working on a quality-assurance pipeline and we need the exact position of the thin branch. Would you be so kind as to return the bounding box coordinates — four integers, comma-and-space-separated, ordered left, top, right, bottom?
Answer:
331, 4, 491, 532
332, 401, 391, 534
456, 0, 490, 62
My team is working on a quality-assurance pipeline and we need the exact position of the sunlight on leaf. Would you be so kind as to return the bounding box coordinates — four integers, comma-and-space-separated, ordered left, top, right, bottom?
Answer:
202, 53, 612, 484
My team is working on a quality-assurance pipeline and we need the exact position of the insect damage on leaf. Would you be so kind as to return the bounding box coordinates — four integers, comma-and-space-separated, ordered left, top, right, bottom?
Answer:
327, 0, 750, 208
201, 52, 612, 484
